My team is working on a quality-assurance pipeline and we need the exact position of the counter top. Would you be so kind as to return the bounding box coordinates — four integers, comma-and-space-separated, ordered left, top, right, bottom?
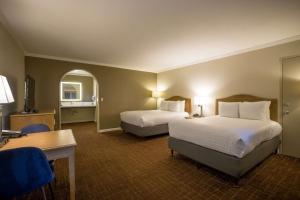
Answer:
60, 101, 96, 108
61, 105, 96, 108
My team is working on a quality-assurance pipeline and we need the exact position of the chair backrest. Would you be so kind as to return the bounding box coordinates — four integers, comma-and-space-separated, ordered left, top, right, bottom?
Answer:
0, 147, 54, 199
21, 124, 50, 134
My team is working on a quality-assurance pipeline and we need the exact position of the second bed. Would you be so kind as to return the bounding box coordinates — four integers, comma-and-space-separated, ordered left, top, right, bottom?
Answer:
168, 94, 282, 179
121, 96, 191, 137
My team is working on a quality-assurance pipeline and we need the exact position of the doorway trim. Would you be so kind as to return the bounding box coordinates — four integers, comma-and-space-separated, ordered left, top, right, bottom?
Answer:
280, 55, 300, 156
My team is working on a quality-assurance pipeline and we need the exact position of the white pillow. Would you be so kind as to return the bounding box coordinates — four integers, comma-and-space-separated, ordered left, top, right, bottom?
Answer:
218, 102, 239, 118
265, 101, 271, 120
159, 100, 169, 111
168, 101, 181, 112
177, 100, 185, 112
239, 101, 271, 120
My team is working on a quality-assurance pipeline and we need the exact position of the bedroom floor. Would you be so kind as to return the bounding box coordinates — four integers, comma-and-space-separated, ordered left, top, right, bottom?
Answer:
21, 122, 300, 200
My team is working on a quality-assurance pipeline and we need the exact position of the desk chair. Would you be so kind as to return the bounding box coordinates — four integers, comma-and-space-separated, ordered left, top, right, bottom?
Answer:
21, 123, 50, 134
0, 147, 54, 200
21, 124, 57, 183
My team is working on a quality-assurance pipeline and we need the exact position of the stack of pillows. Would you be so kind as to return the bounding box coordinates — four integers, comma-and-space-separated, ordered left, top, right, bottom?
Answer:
218, 101, 271, 120
159, 100, 185, 112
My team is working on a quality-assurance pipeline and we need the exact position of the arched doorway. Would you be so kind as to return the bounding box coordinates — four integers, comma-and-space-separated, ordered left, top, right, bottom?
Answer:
58, 69, 100, 132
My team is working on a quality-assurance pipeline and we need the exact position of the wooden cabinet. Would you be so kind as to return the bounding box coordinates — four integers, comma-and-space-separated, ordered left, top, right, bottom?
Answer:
10, 110, 55, 131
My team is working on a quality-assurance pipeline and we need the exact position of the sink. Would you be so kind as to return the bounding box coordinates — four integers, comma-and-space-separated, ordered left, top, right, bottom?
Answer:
60, 101, 96, 108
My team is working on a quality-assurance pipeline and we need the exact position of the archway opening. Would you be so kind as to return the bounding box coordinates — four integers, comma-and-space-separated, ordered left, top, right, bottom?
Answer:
59, 69, 100, 132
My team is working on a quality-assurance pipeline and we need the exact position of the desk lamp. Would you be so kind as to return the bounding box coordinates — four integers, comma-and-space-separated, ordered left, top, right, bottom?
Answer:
0, 75, 14, 145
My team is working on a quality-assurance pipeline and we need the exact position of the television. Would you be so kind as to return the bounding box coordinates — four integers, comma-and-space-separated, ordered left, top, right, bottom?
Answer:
24, 75, 35, 113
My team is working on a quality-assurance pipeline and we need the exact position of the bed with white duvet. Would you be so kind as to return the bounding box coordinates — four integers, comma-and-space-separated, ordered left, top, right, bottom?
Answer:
121, 110, 189, 127
169, 116, 281, 158
121, 96, 191, 137
168, 95, 282, 179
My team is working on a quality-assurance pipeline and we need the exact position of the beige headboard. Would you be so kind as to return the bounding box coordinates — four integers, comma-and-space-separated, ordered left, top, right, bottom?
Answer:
216, 94, 278, 121
166, 96, 192, 114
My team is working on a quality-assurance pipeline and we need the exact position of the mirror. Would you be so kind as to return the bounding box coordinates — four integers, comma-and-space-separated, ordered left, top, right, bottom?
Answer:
60, 82, 82, 101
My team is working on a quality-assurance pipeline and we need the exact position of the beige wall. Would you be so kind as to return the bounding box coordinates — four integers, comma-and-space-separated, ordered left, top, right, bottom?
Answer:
25, 57, 157, 129
158, 40, 300, 119
62, 75, 94, 102
0, 22, 24, 128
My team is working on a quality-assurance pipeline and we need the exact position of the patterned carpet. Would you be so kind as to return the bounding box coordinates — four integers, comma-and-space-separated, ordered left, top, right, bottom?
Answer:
22, 122, 299, 200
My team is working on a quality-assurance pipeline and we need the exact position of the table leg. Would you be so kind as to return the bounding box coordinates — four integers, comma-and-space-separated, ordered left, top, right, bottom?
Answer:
68, 148, 76, 200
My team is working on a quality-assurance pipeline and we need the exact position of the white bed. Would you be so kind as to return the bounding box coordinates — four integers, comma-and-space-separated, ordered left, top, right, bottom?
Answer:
168, 94, 282, 179
120, 96, 191, 137
121, 110, 189, 127
169, 116, 282, 158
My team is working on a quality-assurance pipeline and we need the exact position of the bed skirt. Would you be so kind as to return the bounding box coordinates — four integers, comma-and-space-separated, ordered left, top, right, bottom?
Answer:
121, 121, 169, 137
168, 136, 280, 178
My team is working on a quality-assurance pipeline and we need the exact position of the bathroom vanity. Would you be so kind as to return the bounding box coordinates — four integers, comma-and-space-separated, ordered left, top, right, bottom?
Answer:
60, 102, 96, 124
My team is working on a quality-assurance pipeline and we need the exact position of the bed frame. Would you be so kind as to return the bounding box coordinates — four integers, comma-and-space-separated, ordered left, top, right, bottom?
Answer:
169, 94, 280, 179
121, 96, 191, 137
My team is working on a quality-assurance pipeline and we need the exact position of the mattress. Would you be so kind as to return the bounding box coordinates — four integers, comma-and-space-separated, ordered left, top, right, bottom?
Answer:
120, 110, 189, 127
169, 116, 282, 158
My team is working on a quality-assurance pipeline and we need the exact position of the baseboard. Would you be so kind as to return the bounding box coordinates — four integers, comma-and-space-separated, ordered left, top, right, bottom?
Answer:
99, 127, 122, 133
61, 120, 94, 124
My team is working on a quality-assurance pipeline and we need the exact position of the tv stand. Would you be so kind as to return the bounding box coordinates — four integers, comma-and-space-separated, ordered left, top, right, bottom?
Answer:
10, 109, 55, 131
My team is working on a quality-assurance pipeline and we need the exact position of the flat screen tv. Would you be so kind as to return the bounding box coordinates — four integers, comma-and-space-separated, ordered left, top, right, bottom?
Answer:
24, 75, 35, 113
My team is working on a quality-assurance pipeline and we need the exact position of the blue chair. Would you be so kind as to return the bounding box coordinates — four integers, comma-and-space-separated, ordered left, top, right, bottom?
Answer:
21, 124, 50, 135
21, 124, 56, 171
0, 147, 54, 199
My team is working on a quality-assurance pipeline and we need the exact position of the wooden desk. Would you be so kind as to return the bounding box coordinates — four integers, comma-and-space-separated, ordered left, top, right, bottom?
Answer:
0, 129, 77, 200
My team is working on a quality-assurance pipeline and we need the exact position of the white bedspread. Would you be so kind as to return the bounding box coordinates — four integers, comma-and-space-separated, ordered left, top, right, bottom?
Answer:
120, 110, 189, 127
169, 116, 282, 158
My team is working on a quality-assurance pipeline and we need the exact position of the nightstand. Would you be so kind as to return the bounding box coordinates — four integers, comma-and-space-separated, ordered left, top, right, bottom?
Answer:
192, 114, 204, 118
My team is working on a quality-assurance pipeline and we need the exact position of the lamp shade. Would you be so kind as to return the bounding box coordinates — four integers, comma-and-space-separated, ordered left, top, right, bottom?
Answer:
194, 96, 210, 105
0, 75, 14, 104
152, 91, 160, 98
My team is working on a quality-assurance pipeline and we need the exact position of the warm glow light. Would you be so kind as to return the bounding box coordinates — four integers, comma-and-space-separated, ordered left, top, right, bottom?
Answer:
193, 85, 214, 97
194, 96, 210, 105
157, 84, 168, 92
152, 91, 161, 98
60, 82, 82, 101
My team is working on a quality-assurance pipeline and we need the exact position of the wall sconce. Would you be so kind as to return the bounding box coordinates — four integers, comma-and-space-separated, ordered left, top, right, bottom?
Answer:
194, 96, 210, 117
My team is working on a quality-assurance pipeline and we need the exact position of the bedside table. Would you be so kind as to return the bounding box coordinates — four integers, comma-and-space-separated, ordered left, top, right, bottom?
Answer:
192, 114, 204, 118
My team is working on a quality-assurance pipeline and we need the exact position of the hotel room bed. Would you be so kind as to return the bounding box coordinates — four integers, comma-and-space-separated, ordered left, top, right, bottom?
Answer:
120, 96, 191, 137
168, 94, 282, 179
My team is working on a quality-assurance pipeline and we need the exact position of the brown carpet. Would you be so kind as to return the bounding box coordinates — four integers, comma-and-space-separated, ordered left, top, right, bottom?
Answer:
21, 122, 299, 200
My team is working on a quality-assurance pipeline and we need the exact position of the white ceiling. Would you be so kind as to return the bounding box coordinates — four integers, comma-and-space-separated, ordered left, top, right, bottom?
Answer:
0, 0, 300, 73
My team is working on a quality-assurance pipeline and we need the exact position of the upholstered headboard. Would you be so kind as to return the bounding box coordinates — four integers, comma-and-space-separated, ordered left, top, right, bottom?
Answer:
166, 96, 192, 114
216, 94, 278, 121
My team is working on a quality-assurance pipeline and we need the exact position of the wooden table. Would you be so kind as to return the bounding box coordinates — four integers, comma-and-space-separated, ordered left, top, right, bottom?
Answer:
0, 129, 77, 200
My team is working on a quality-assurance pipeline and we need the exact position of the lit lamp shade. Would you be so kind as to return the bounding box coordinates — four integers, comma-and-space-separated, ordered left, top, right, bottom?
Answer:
152, 91, 161, 98
194, 96, 210, 106
0, 75, 14, 104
